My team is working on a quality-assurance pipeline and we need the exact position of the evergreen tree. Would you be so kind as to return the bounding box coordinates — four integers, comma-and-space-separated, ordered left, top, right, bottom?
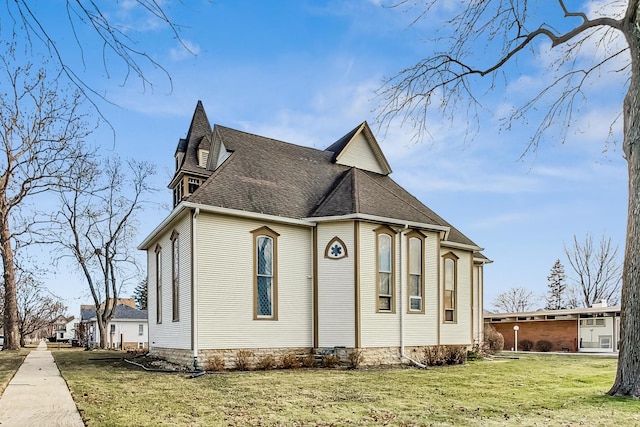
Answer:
133, 278, 147, 310
546, 259, 567, 310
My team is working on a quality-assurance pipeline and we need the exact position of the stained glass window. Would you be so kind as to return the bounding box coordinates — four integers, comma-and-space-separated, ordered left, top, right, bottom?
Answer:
256, 236, 273, 317
444, 256, 456, 322
409, 237, 422, 311
378, 233, 393, 311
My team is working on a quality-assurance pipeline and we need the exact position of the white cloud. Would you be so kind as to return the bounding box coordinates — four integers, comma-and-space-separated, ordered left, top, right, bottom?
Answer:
170, 40, 201, 61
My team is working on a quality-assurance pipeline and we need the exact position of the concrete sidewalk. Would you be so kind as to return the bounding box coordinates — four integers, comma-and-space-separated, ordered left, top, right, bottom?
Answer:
0, 341, 84, 426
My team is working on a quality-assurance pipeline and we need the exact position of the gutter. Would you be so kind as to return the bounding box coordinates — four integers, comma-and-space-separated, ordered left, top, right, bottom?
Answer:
139, 202, 316, 250
307, 213, 450, 237
192, 208, 200, 370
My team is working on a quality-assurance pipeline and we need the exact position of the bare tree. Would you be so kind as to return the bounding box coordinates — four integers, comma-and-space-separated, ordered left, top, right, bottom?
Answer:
376, 0, 640, 397
49, 156, 155, 349
0, 43, 91, 350
15, 273, 66, 347
492, 287, 539, 313
3, 1, 192, 106
564, 234, 622, 307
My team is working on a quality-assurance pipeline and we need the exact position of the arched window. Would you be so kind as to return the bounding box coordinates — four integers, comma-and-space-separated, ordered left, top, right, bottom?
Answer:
154, 244, 162, 324
443, 253, 458, 322
408, 235, 424, 312
375, 226, 395, 313
170, 231, 180, 322
252, 227, 279, 319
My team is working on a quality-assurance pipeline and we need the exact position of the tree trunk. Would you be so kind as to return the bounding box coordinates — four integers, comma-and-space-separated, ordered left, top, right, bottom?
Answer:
609, 28, 640, 397
97, 315, 107, 349
0, 217, 20, 351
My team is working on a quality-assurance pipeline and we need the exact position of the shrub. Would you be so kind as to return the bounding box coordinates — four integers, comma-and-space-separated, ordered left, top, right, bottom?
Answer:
235, 350, 254, 371
280, 353, 301, 369
519, 339, 534, 351
423, 345, 468, 366
301, 352, 316, 368
256, 354, 277, 370
347, 349, 364, 369
322, 354, 340, 368
204, 355, 225, 371
423, 345, 446, 366
483, 325, 504, 354
445, 346, 468, 365
535, 340, 553, 352
467, 348, 480, 361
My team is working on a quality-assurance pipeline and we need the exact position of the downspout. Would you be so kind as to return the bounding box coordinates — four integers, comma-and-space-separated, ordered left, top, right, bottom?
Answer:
399, 225, 426, 368
192, 208, 200, 370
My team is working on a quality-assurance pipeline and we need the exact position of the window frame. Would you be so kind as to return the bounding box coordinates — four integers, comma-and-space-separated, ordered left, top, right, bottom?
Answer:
171, 230, 180, 322
443, 252, 459, 323
375, 226, 396, 313
407, 231, 426, 314
154, 244, 162, 324
187, 177, 200, 195
252, 226, 279, 320
138, 324, 144, 336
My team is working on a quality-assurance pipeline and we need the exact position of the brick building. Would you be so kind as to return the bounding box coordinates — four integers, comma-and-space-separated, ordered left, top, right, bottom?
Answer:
485, 301, 620, 353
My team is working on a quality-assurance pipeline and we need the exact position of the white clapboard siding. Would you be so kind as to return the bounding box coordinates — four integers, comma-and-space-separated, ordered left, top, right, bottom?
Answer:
402, 230, 439, 346
358, 222, 401, 347
335, 133, 385, 174
147, 212, 192, 350
317, 222, 355, 348
439, 248, 473, 345
196, 213, 313, 349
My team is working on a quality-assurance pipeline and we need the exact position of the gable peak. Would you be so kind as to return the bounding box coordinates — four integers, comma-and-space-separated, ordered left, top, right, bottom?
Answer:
325, 121, 392, 175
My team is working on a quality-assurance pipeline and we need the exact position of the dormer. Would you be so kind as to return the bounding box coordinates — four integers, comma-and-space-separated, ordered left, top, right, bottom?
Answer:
175, 138, 187, 171
325, 121, 392, 175
208, 126, 232, 170
198, 134, 211, 168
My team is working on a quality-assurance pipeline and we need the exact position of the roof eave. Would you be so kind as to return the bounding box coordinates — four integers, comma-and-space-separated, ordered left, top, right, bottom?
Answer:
305, 213, 450, 235
138, 203, 190, 250
441, 240, 484, 253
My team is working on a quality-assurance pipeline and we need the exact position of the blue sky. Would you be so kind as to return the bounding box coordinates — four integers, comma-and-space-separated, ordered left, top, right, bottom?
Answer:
7, 1, 629, 311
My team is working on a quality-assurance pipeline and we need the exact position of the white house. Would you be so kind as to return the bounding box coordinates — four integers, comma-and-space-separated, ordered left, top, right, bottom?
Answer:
55, 316, 76, 342
81, 304, 149, 349
139, 101, 490, 367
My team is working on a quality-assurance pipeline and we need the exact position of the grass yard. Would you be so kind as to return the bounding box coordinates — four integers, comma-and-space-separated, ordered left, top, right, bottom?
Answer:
52, 350, 640, 426
0, 349, 28, 393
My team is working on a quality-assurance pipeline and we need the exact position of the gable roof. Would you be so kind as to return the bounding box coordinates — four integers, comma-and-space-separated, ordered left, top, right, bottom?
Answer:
143, 102, 485, 252
325, 121, 392, 175
81, 304, 148, 322
178, 120, 478, 249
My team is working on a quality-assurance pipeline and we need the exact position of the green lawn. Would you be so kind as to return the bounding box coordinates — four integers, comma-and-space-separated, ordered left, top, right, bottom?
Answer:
0, 349, 28, 393
52, 350, 640, 426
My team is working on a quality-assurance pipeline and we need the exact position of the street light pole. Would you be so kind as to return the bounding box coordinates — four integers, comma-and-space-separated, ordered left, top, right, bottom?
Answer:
513, 325, 520, 352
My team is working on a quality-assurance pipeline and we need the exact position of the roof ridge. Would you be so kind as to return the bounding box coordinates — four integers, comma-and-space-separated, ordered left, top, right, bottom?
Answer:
310, 168, 354, 215
352, 166, 360, 213
216, 125, 331, 157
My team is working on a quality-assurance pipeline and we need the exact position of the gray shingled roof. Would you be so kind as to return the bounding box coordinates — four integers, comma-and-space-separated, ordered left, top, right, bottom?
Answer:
81, 304, 148, 321
173, 101, 214, 180
182, 120, 479, 248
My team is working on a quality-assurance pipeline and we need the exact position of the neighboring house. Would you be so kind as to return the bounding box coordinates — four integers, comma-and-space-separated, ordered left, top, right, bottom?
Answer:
34, 314, 76, 342
55, 316, 76, 342
80, 304, 149, 349
485, 300, 620, 353
139, 101, 491, 367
